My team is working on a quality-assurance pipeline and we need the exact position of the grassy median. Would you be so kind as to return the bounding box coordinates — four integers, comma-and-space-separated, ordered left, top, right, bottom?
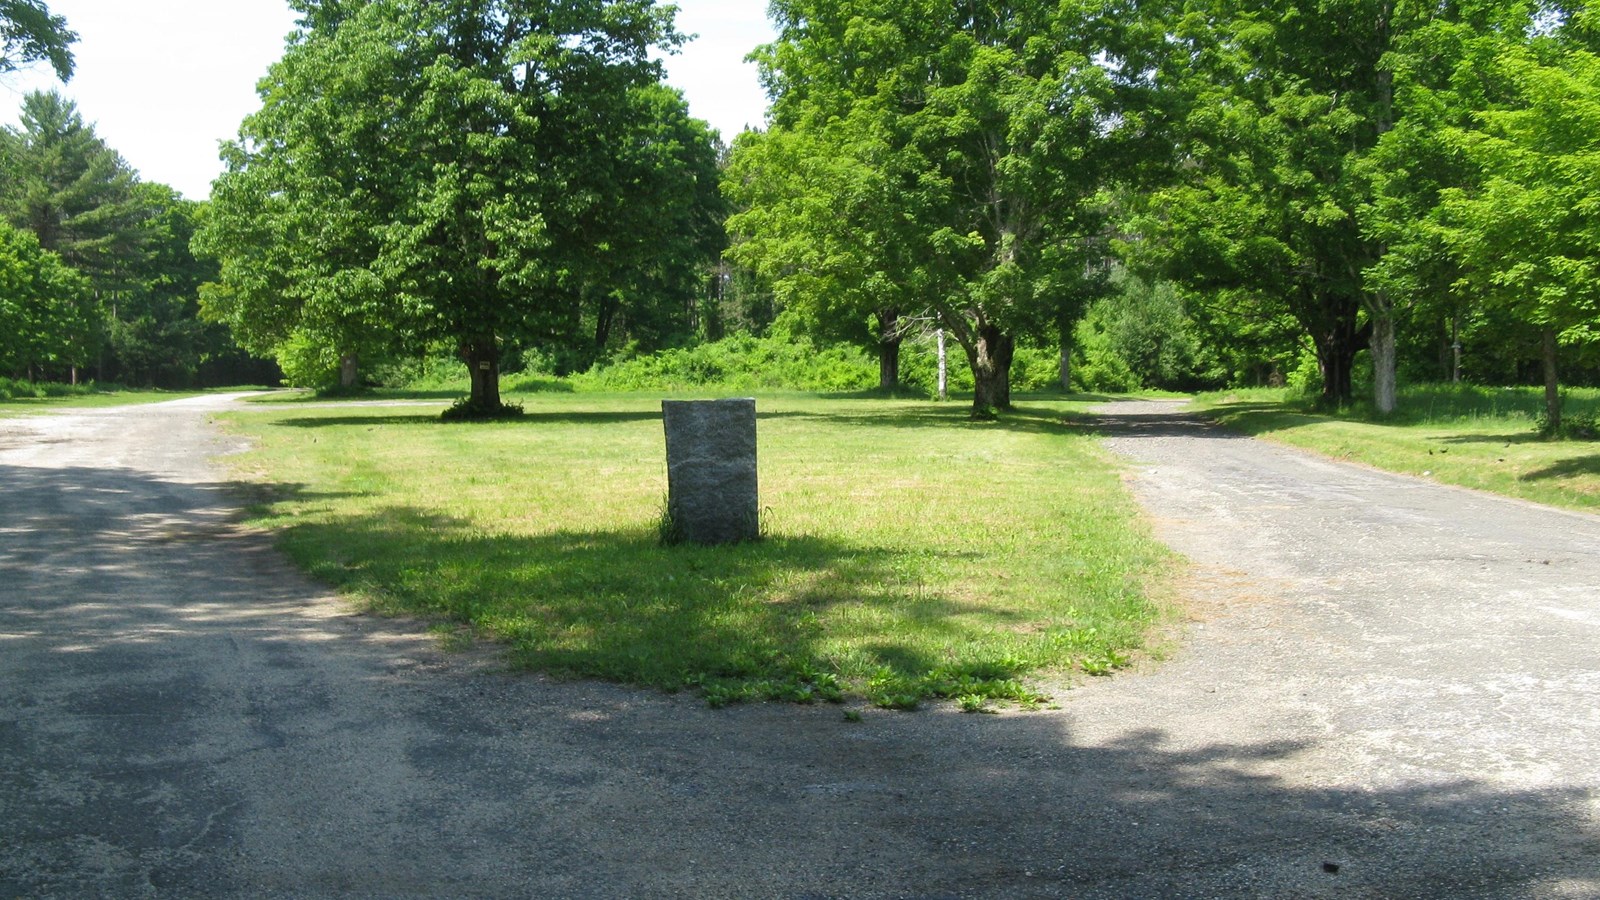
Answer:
1193, 384, 1600, 512
222, 392, 1175, 710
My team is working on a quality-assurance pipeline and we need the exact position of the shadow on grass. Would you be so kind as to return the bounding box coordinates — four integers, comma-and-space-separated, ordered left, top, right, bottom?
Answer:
3, 459, 1596, 894
272, 504, 1033, 701
1518, 455, 1600, 481
261, 397, 1241, 441
270, 408, 825, 429
1439, 430, 1548, 446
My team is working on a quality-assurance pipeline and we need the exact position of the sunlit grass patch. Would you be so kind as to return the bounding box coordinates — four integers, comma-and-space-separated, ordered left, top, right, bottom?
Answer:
1193, 384, 1600, 511
221, 392, 1175, 709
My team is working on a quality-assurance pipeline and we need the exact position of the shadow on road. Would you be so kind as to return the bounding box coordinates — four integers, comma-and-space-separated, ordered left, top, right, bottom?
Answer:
1082, 401, 1248, 441
3, 461, 1597, 896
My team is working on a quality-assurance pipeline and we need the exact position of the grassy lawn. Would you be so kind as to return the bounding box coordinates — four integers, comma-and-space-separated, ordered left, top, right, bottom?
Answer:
1192, 384, 1600, 512
222, 392, 1176, 710
0, 384, 242, 416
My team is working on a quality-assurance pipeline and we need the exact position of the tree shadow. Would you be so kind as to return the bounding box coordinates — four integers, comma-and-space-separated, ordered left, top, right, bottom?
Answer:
871, 719, 1600, 896
1440, 431, 1548, 446
270, 407, 822, 430
4, 464, 1598, 896
273, 414, 445, 429
1188, 401, 1330, 437
266, 502, 1027, 691
1518, 455, 1600, 481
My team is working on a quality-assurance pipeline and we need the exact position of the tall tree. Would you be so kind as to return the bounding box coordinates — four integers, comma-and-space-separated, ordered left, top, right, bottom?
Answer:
0, 91, 149, 294
199, 0, 710, 412
0, 220, 94, 378
1, 91, 162, 381
733, 0, 1148, 416
102, 185, 230, 387
1430, 35, 1600, 431
724, 125, 917, 391
0, 0, 73, 80
567, 83, 727, 370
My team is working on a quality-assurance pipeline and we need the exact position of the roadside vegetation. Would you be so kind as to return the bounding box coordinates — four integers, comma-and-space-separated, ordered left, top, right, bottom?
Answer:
0, 378, 223, 413
224, 390, 1175, 710
1193, 384, 1600, 512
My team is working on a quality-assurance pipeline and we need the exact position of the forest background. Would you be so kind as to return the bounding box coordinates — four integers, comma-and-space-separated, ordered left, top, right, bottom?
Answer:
4, 0, 1600, 433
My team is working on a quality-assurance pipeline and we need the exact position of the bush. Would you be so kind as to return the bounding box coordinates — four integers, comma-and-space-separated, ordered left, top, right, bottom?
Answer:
574, 334, 877, 393
0, 377, 103, 401
1537, 410, 1600, 441
1070, 270, 1226, 392
1071, 322, 1140, 392
1011, 345, 1065, 393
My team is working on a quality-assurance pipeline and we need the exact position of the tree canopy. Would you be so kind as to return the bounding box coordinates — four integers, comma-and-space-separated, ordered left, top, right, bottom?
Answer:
198, 0, 723, 409
0, 218, 93, 377
0, 0, 74, 81
1, 91, 259, 387
729, 0, 1154, 416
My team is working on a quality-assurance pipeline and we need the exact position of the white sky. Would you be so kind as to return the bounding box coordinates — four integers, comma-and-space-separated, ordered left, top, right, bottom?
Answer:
0, 0, 775, 201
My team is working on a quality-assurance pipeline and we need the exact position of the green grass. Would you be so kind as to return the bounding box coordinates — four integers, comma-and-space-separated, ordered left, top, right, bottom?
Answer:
1192, 384, 1600, 512
221, 391, 1176, 709
0, 381, 246, 415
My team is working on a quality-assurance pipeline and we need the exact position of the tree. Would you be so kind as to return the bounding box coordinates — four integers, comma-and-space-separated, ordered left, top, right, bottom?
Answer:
0, 220, 94, 378
0, 0, 74, 81
1, 91, 163, 382
199, 0, 711, 411
565, 84, 727, 371
101, 185, 231, 387
733, 0, 1147, 417
0, 91, 149, 296
1431, 38, 1600, 431
724, 125, 918, 391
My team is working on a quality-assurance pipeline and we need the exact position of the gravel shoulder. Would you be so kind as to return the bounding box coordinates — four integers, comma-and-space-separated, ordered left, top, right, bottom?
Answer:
2, 395, 1598, 898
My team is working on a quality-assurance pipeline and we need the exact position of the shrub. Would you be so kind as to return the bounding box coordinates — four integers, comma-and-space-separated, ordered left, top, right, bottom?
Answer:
574, 334, 877, 393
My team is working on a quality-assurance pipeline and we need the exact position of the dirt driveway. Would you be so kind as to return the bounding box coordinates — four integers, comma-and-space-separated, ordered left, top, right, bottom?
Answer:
2, 395, 1597, 898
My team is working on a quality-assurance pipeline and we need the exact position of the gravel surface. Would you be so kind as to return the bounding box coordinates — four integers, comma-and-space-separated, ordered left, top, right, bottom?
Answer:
2, 395, 1597, 898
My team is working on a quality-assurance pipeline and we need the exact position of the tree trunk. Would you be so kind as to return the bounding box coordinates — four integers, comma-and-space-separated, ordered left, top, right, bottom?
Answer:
339, 353, 359, 390
1315, 316, 1367, 409
462, 336, 502, 411
1058, 327, 1073, 392
1542, 326, 1561, 434
594, 293, 619, 355
968, 326, 1014, 418
1451, 315, 1462, 384
875, 308, 901, 392
878, 337, 900, 392
1371, 311, 1396, 415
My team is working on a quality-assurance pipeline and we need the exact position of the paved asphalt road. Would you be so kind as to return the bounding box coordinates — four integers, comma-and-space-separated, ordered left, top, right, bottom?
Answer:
1, 395, 1597, 898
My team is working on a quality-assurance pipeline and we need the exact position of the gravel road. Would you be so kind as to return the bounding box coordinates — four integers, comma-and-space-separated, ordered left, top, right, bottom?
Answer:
2, 395, 1597, 898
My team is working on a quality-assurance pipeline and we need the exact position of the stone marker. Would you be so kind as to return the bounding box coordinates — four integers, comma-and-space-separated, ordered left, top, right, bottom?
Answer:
662, 398, 759, 545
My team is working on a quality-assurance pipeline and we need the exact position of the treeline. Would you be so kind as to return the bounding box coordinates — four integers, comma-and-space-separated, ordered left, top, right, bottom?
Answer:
725, 0, 1600, 426
11, 1, 1600, 426
0, 90, 275, 389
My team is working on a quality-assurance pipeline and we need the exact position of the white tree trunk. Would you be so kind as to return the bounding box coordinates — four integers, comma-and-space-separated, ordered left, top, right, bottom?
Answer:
937, 329, 948, 402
